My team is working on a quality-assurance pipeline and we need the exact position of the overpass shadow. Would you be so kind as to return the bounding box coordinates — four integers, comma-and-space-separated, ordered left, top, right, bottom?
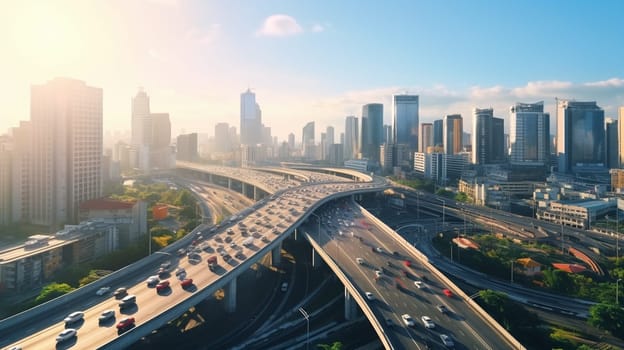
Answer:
157, 288, 173, 297
98, 316, 117, 328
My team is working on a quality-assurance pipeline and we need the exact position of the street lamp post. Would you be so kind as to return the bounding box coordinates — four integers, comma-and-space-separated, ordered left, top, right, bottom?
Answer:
299, 307, 310, 350
617, 279, 622, 306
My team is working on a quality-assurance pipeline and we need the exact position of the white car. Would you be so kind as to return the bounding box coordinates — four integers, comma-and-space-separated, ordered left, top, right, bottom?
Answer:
64, 311, 84, 324
365, 292, 374, 300
375, 270, 383, 278
414, 281, 424, 289
96, 286, 111, 296
421, 315, 435, 329
146, 275, 160, 286
440, 334, 454, 347
175, 267, 186, 276
98, 309, 115, 322
356, 258, 364, 265
56, 328, 77, 342
401, 314, 414, 326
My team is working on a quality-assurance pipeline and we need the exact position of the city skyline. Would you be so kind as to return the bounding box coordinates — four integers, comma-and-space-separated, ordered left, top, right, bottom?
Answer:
1, 1, 624, 141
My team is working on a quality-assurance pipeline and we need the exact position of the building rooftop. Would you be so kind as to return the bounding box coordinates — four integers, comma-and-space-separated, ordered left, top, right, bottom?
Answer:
80, 198, 136, 211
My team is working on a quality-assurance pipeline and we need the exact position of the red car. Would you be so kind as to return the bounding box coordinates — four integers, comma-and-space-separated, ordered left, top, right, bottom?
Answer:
443, 289, 453, 297
116, 317, 135, 330
181, 278, 193, 288
156, 280, 170, 292
403, 260, 412, 268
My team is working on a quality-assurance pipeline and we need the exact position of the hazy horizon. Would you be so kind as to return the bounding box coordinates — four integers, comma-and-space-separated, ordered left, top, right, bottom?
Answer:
2, 0, 623, 141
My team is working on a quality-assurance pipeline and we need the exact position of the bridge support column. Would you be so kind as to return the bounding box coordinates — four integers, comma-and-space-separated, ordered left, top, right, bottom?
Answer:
253, 187, 259, 201
271, 243, 282, 266
227, 178, 232, 189
312, 248, 323, 268
344, 287, 358, 320
225, 278, 237, 313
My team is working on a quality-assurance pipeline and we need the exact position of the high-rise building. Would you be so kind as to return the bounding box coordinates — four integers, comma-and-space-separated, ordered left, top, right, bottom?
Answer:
392, 94, 419, 150
383, 124, 392, 144
557, 100, 605, 174
131, 88, 151, 146
30, 78, 103, 227
176, 133, 198, 162
361, 103, 383, 163
320, 132, 327, 160
472, 108, 505, 164
443, 114, 463, 155
433, 119, 443, 147
288, 133, 295, 150
150, 113, 172, 169
240, 89, 262, 145
510, 102, 550, 166
619, 107, 624, 167
214, 122, 231, 153
0, 136, 11, 226
302, 121, 315, 159
606, 118, 619, 169
344, 116, 358, 160
419, 123, 433, 153
325, 126, 335, 160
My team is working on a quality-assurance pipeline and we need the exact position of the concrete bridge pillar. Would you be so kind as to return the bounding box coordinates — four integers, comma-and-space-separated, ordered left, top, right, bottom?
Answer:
225, 278, 237, 313
271, 243, 282, 266
344, 287, 358, 320
311, 248, 323, 269
253, 187, 258, 201
227, 178, 232, 189
208, 173, 213, 183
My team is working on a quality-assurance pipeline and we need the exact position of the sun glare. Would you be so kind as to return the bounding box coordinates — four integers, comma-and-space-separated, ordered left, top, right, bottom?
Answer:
11, 3, 82, 70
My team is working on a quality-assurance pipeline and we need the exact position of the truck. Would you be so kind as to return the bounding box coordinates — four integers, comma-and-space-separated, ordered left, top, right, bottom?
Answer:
207, 256, 218, 271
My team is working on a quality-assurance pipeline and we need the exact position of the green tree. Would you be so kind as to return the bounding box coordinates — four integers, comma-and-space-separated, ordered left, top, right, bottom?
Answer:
35, 282, 74, 304
542, 269, 577, 294
455, 191, 469, 202
317, 342, 343, 350
435, 188, 454, 198
588, 303, 624, 338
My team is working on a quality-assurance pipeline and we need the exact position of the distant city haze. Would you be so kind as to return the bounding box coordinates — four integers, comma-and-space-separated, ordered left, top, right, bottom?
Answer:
1, 1, 623, 141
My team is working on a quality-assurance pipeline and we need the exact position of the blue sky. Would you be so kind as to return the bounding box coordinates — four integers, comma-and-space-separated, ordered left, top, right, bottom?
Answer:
1, 0, 623, 141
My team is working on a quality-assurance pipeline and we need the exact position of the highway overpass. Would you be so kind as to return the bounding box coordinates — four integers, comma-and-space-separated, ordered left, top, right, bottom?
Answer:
0, 164, 521, 349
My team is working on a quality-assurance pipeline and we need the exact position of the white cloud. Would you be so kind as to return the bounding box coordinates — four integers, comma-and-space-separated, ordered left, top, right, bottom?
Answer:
256, 14, 303, 37
311, 23, 326, 33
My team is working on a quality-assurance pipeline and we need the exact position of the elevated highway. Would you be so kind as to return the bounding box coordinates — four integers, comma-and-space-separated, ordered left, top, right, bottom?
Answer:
1, 164, 521, 350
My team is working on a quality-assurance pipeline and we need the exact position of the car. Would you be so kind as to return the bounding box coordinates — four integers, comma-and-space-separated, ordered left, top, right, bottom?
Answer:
119, 294, 137, 306
375, 247, 384, 253
175, 267, 186, 276
160, 261, 171, 270
96, 286, 111, 296
443, 289, 453, 297
403, 260, 412, 268
421, 315, 435, 329
156, 280, 170, 292
281, 282, 288, 292
64, 311, 84, 324
401, 314, 414, 326
181, 278, 193, 288
437, 305, 449, 314
98, 309, 115, 322
113, 287, 128, 298
56, 328, 77, 342
414, 281, 424, 289
356, 257, 364, 265
365, 292, 374, 300
8, 346, 22, 350
116, 317, 135, 331
146, 276, 160, 286
375, 270, 383, 278
225, 236, 233, 243
440, 334, 455, 347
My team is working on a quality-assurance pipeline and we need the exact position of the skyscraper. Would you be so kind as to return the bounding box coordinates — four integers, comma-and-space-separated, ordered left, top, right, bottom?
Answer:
443, 114, 463, 155
383, 124, 392, 144
419, 123, 433, 153
606, 118, 618, 169
214, 122, 231, 152
472, 108, 505, 164
240, 89, 262, 145
510, 102, 550, 166
302, 121, 315, 159
325, 126, 335, 160
392, 94, 419, 151
433, 119, 443, 147
150, 113, 171, 169
344, 116, 358, 160
360, 103, 383, 163
30, 78, 103, 227
619, 107, 624, 167
176, 133, 198, 162
556, 100, 605, 174
131, 88, 151, 146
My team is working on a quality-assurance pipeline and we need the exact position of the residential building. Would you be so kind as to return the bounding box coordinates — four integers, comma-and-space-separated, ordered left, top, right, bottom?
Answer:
30, 78, 102, 228
419, 123, 433, 153
302, 122, 315, 160
0, 137, 11, 226
433, 119, 443, 147
413, 151, 469, 185
176, 133, 198, 162
240, 89, 262, 145
79, 198, 147, 247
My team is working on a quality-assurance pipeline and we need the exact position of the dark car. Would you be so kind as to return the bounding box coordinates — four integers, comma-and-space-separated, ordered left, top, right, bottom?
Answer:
181, 278, 193, 288
156, 280, 170, 292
